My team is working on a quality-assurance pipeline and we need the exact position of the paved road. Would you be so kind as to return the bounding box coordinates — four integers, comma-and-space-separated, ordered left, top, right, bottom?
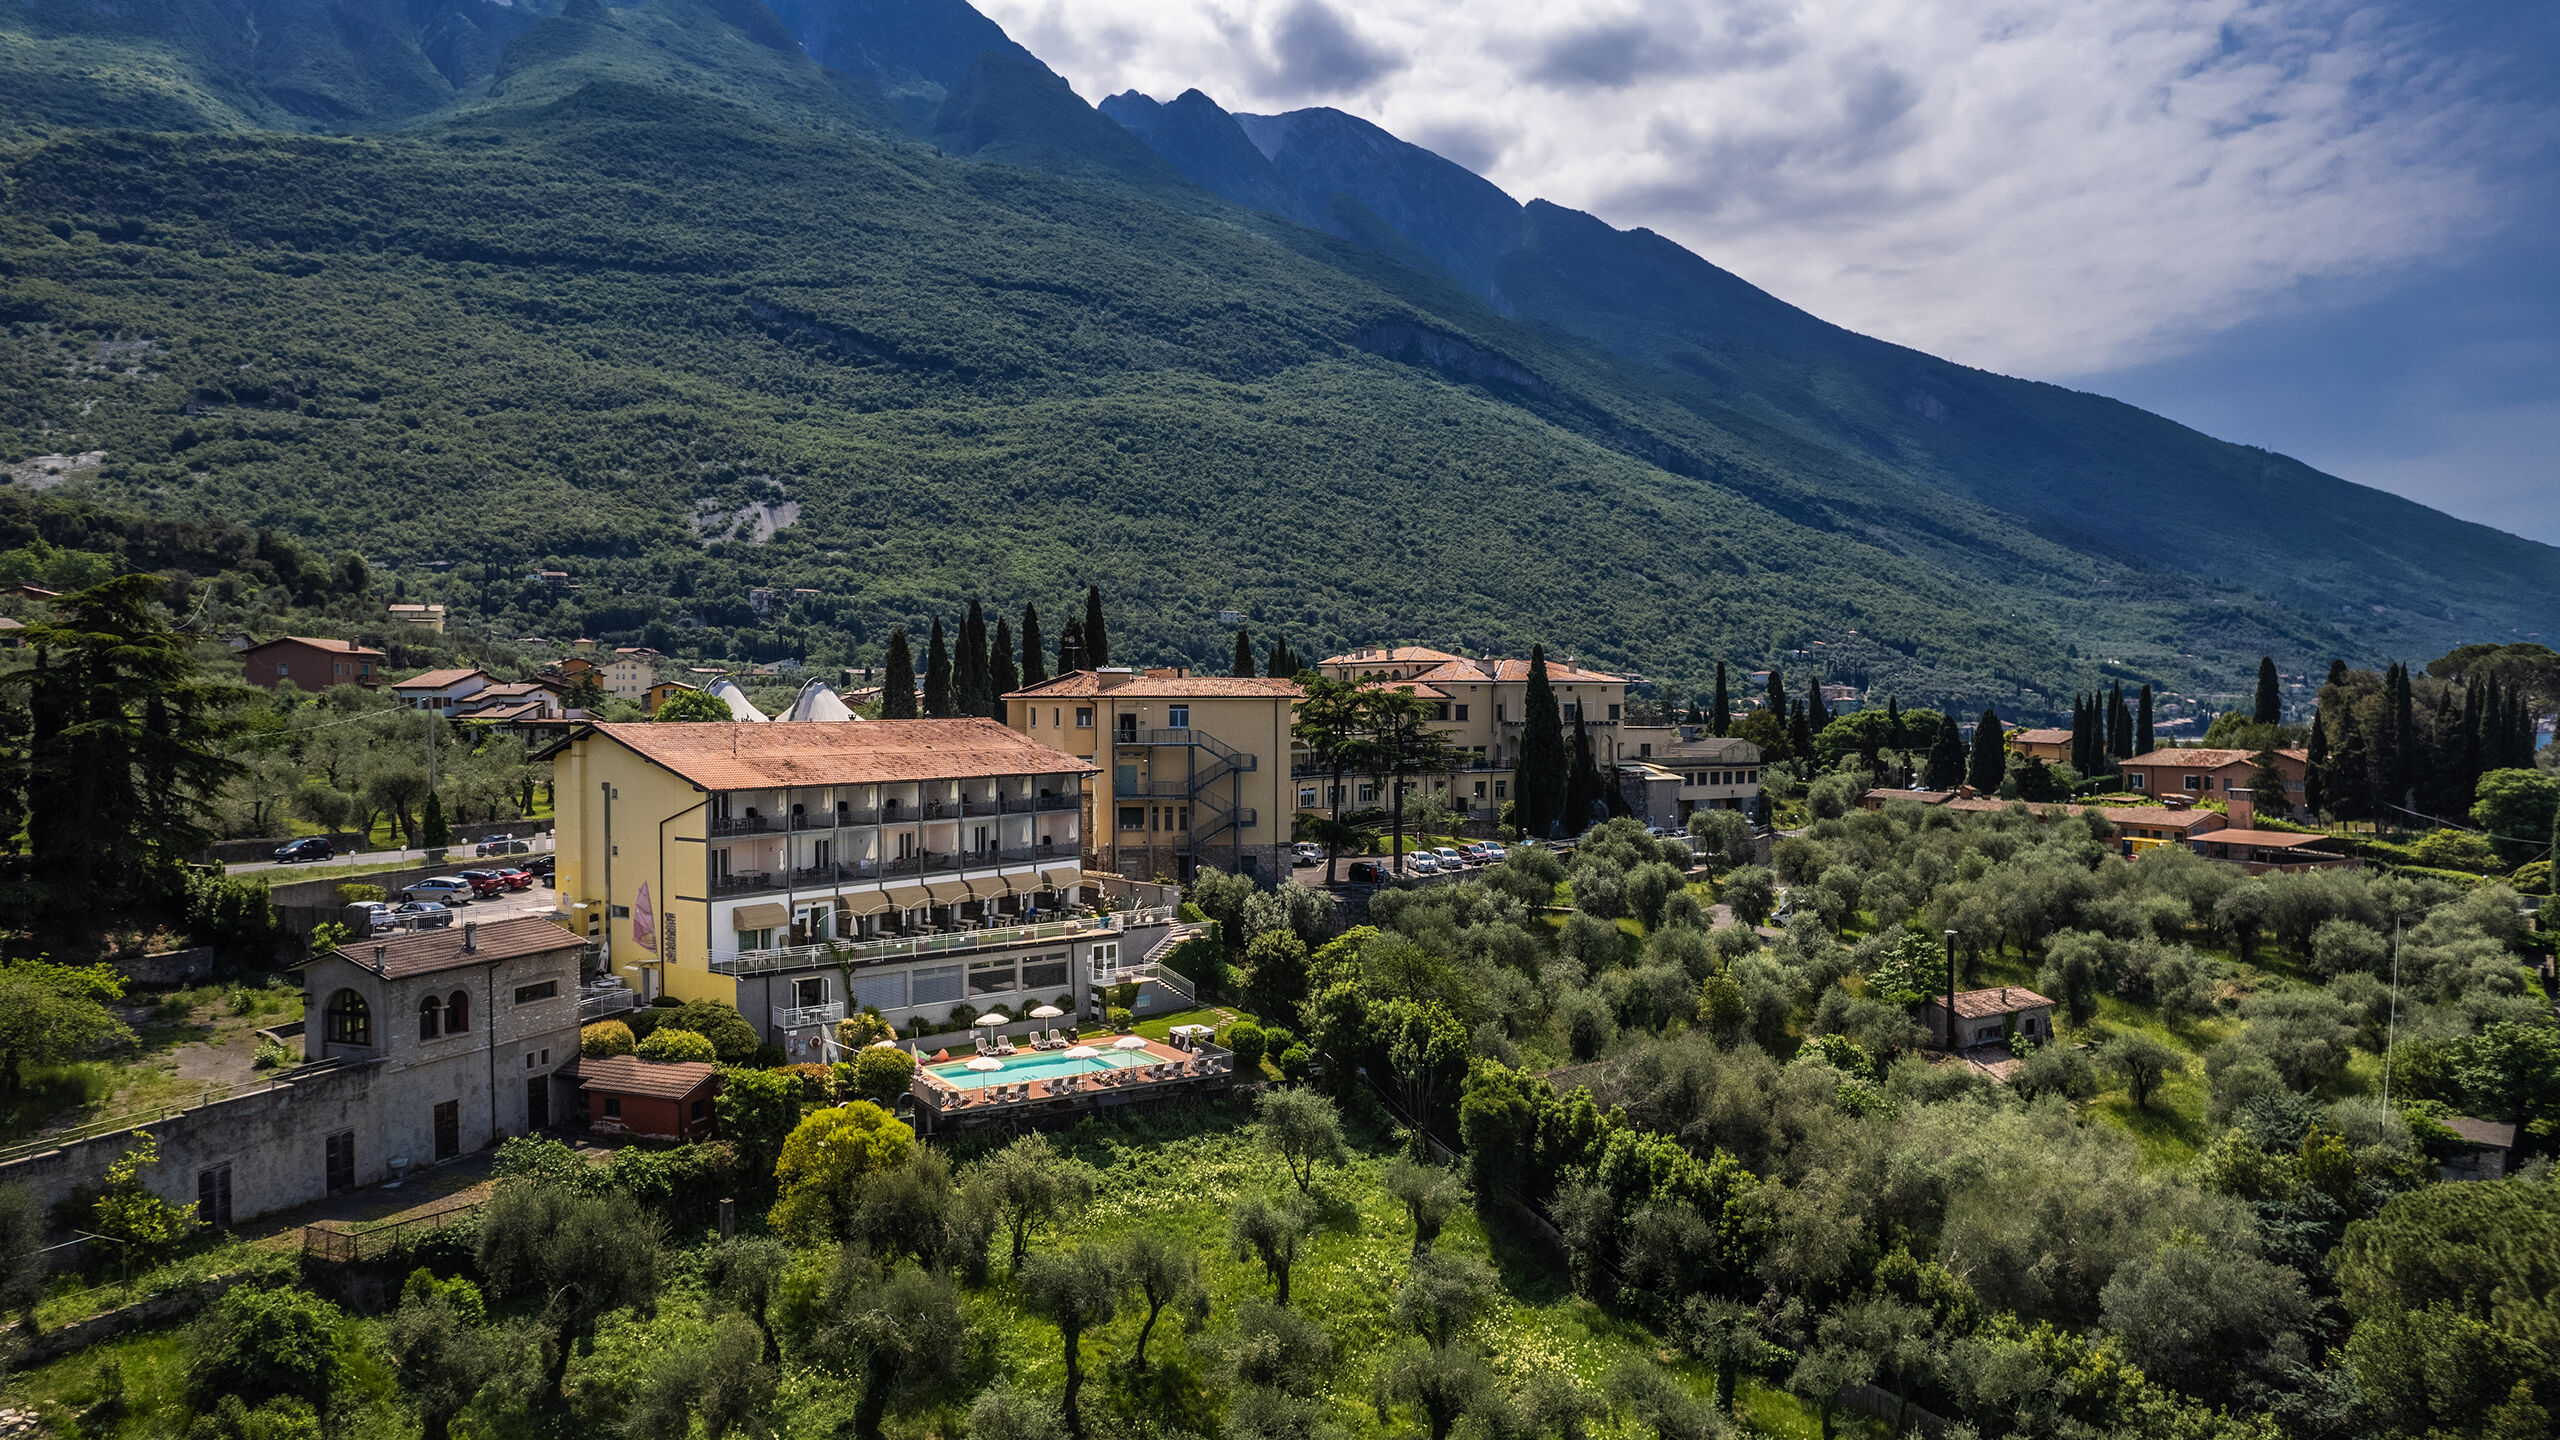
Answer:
229, 835, 553, 877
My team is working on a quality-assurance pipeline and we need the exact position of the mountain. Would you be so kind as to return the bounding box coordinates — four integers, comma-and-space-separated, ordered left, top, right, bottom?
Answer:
0, 0, 2548, 716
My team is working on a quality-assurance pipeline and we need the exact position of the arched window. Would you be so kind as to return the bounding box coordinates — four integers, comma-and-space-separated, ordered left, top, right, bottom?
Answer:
445, 989, 470, 1034
325, 989, 372, 1047
417, 995, 441, 1040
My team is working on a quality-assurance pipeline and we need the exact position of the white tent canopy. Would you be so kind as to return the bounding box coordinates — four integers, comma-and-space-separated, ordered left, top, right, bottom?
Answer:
708, 677, 769, 722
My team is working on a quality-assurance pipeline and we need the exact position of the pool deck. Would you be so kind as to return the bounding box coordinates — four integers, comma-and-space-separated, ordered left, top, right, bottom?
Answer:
909, 1036, 1235, 1130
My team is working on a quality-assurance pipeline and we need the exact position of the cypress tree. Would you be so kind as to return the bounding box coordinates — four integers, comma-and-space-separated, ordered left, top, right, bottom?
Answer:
2108, 682, 2132, 759
2071, 695, 2091, 775
2327, 658, 2349, 687
1788, 705, 1813, 765
1805, 673, 1831, 727
990, 618, 1019, 712
2303, 708, 2329, 817
1020, 605, 1047, 688
1886, 696, 1905, 751
924, 618, 954, 718
2374, 663, 2408, 813
1563, 714, 1605, 836
2548, 801, 2559, 896
1514, 644, 1569, 840
2254, 657, 2282, 725
1711, 662, 1730, 737
1266, 637, 1297, 678
2328, 705, 2371, 821
1925, 714, 1966, 791
1058, 619, 1086, 676
957, 599, 989, 717
1083, 585, 1109, 669
1764, 667, 1784, 718
1968, 709, 2007, 795
2136, 684, 2154, 756
1233, 628, 1256, 678
881, 630, 917, 718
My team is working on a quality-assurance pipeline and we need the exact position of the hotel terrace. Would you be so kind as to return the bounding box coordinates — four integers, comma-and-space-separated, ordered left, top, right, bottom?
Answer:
550, 720, 1174, 1060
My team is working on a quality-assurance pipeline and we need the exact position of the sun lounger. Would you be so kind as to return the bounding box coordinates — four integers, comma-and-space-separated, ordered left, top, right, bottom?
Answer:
997, 1037, 1016, 1055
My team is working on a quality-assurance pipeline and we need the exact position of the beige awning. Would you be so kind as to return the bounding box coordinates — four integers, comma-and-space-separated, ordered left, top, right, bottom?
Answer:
841, 890, 897, 915
1040, 866, 1083, 891
975, 871, 1028, 897
924, 877, 974, 904
732, 902, 789, 930
882, 883, 931, 911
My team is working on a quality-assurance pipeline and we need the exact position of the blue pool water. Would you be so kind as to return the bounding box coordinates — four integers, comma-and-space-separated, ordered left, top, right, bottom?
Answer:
927, 1048, 1152, 1090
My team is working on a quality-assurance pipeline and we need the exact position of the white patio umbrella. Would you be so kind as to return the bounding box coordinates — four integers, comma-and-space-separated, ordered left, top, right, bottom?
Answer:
868, 1039, 899, 1049
1064, 1045, 1101, 1059
1113, 1035, 1150, 1050
966, 1056, 1003, 1071
1029, 1004, 1064, 1019
972, 1013, 1007, 1028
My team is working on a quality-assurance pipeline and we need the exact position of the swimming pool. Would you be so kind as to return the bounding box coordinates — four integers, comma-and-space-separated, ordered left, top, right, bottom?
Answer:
926, 1049, 1152, 1090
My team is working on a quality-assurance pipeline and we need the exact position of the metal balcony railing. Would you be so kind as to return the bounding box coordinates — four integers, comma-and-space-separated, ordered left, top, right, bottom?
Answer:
713, 907, 1177, 976
710, 815, 774, 836
772, 1000, 845, 1031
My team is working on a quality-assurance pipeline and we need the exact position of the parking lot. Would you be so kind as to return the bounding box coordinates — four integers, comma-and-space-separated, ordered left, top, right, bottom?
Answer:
373, 870, 564, 931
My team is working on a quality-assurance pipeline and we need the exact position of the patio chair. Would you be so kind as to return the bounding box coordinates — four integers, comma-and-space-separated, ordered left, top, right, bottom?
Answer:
997, 1036, 1016, 1056
1046, 1027, 1065, 1047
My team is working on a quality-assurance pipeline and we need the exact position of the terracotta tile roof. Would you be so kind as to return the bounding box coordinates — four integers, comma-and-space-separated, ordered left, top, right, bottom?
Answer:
1321, 646, 1473, 666
1936, 986, 2055, 1019
245, 635, 386, 658
2201, 828, 2341, 849
586, 718, 1097, 790
2121, 747, 2309, 770
318, 915, 580, 979
2098, 807, 2223, 833
1490, 657, 1624, 684
393, 667, 488, 690
1005, 672, 1303, 700
2008, 728, 2072, 746
1865, 787, 1956, 805
577, 1055, 718, 1100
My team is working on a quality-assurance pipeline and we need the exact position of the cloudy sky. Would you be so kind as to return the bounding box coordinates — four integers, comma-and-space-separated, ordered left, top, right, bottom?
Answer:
976, 0, 2560, 545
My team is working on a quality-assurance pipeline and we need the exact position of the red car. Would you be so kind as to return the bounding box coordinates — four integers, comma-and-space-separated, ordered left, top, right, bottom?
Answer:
456, 870, 510, 898
495, 868, 535, 891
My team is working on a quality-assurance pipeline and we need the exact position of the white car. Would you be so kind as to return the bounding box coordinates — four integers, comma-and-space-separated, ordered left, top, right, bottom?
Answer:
1434, 846, 1469, 870
1406, 853, 1441, 875
1292, 842, 1325, 866
403, 876, 475, 905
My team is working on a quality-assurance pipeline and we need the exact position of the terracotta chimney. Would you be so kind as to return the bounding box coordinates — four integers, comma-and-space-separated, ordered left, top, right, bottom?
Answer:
2227, 787, 2254, 831
463, 921, 479, 955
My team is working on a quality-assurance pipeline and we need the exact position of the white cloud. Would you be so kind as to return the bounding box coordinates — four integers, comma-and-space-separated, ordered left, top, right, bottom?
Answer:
975, 0, 2521, 376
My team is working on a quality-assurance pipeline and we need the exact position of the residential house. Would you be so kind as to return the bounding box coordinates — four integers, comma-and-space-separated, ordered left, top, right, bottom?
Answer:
2116, 747, 2310, 812
1312, 647, 1632, 815
576, 1056, 718, 1140
1921, 985, 2056, 1050
2007, 728, 2073, 765
547, 719, 1111, 1053
387, 603, 447, 633
301, 916, 586, 1168
2096, 804, 2226, 854
392, 667, 492, 714
603, 649, 658, 700
1006, 669, 1296, 884
1619, 728, 1766, 821
645, 680, 699, 715
2440, 1118, 2517, 1181
236, 636, 386, 692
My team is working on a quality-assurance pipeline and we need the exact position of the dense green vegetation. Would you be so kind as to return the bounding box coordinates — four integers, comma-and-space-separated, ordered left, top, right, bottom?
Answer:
5, 0, 2539, 718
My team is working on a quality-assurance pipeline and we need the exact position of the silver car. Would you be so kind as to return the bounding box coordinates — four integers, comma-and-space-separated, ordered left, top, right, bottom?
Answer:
404, 876, 475, 905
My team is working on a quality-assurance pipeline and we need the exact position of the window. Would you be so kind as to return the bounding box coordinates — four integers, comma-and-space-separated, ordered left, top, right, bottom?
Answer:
912, 965, 964, 1005
1299, 788, 1317, 808
446, 989, 469, 1032
1608, 704, 1622, 721
419, 994, 442, 1040
2183, 775, 2201, 792
1454, 704, 1468, 722
604, 1095, 623, 1119
1639, 743, 1653, 757
853, 971, 908, 1011
1495, 703, 1506, 722
1076, 708, 1093, 728
277, 661, 290, 677
1021, 957, 1069, 991
324, 990, 372, 1046
325, 1132, 355, 1194
1433, 703, 1450, 721
1493, 780, 1508, 799
514, 980, 558, 1004
1472, 781, 1486, 798
794, 976, 827, 1008
433, 1100, 460, 1160
1120, 806, 1146, 830
1562, 703, 1580, 721
739, 927, 774, 952
1168, 705, 1190, 729
691, 1098, 708, 1122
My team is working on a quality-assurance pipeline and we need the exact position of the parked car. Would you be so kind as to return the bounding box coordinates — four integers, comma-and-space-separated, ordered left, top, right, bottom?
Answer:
1347, 860, 1390, 884
494, 867, 535, 890
456, 869, 510, 898
403, 876, 475, 905
272, 836, 334, 864
525, 855, 556, 881
476, 837, 532, 857
1469, 841, 1504, 863
1407, 853, 1441, 875
1291, 842, 1324, 866
390, 901, 454, 929
1433, 846, 1469, 870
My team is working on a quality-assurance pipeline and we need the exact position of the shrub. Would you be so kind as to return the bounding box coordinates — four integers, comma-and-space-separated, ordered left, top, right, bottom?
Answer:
784, 1062, 835, 1099
668, 1000, 761, 1063
581, 1020, 636, 1058
2406, 829, 2501, 874
849, 1046, 918, 1104
715, 1066, 803, 1165
636, 1028, 717, 1063
333, 883, 385, 906
837, 1010, 896, 1048
1224, 1022, 1268, 1074
189, 1284, 344, 1410
1107, 1006, 1133, 1031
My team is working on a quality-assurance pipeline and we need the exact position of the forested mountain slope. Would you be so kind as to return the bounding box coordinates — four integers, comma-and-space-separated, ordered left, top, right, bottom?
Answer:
0, 0, 2547, 712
